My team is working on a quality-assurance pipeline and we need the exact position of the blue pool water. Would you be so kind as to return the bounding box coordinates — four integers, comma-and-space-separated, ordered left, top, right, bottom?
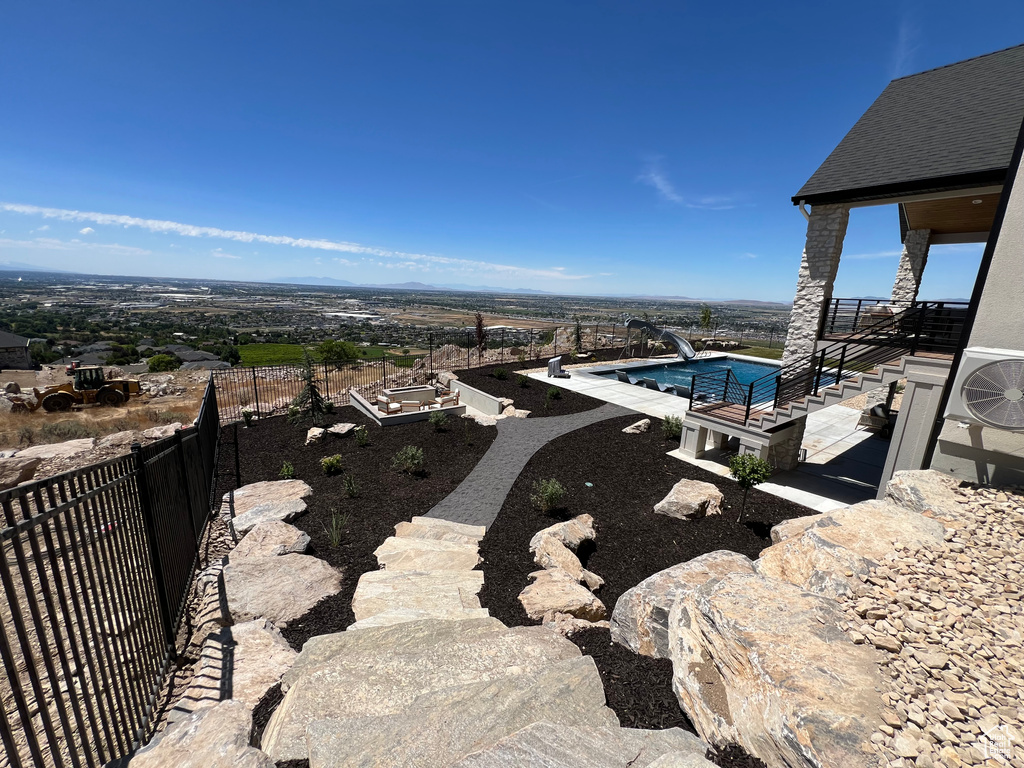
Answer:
598, 358, 780, 388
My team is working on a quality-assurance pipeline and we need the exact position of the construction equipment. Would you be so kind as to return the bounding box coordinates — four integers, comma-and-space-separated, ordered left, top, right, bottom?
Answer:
27, 366, 142, 412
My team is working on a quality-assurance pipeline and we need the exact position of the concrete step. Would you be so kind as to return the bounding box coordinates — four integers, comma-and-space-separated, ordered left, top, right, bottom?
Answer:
374, 536, 482, 572
351, 570, 485, 623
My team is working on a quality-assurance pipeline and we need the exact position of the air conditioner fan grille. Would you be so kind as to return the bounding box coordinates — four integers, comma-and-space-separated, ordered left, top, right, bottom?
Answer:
962, 359, 1024, 430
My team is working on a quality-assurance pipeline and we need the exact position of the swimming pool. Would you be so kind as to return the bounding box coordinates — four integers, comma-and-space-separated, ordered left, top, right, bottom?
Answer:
597, 357, 780, 388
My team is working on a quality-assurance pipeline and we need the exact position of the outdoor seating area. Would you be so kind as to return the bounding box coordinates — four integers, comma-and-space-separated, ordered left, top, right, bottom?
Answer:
350, 384, 466, 425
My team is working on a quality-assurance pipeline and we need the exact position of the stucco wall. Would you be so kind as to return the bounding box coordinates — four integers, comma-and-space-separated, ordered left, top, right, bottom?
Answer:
0, 347, 32, 370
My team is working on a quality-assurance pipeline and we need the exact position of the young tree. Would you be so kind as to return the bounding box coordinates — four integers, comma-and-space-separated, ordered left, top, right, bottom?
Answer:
290, 348, 330, 426
147, 354, 180, 373
474, 312, 487, 356
728, 453, 773, 522
317, 338, 359, 369
572, 316, 584, 354
699, 304, 714, 333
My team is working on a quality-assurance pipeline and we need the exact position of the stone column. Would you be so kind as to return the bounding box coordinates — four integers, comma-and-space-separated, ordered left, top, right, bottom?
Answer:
891, 229, 931, 304
781, 204, 850, 368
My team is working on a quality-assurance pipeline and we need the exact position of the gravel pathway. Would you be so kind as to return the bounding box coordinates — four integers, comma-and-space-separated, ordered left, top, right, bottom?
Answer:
426, 403, 633, 528
838, 484, 1024, 767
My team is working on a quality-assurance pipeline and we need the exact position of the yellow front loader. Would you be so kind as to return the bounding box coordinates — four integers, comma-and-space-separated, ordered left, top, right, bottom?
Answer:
26, 366, 142, 412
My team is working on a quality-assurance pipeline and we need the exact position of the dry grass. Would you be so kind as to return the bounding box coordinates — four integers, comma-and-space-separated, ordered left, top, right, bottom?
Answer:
0, 401, 201, 449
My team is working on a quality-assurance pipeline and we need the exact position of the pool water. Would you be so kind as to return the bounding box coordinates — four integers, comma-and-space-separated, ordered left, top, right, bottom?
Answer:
598, 357, 780, 388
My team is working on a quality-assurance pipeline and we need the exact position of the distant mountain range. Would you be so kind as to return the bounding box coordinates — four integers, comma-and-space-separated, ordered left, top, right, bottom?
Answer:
0, 261, 75, 273
271, 277, 551, 294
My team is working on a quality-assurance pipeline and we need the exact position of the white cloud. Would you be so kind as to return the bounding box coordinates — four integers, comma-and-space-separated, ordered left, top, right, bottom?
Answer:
637, 160, 736, 210
740, 252, 757, 259
0, 237, 152, 256
79, 227, 95, 235
212, 248, 242, 260
845, 249, 903, 260
2, 201, 590, 281
890, 14, 921, 79
31, 224, 50, 232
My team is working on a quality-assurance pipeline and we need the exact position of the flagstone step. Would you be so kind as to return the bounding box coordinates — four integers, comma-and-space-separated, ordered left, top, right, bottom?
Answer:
374, 536, 483, 571
395, 516, 486, 544
351, 569, 484, 623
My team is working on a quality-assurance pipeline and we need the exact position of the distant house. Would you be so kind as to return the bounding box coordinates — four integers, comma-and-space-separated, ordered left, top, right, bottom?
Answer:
180, 360, 231, 371
0, 330, 32, 370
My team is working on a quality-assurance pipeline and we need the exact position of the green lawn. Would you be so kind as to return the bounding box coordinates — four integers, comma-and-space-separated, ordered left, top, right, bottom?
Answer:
728, 346, 783, 360
238, 343, 424, 367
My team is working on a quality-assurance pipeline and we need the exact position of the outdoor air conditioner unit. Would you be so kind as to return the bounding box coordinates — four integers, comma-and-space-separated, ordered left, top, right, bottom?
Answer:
943, 347, 1024, 431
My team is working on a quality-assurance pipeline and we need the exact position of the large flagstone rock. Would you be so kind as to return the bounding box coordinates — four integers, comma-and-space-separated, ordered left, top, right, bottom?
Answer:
884, 469, 967, 525
168, 619, 298, 723
528, 514, 596, 552
221, 479, 312, 535
373, 536, 482, 571
141, 423, 183, 439
768, 513, 825, 544
327, 422, 357, 437
233, 520, 310, 559
532, 534, 604, 590
519, 569, 606, 621
610, 551, 754, 659
654, 479, 724, 521
302, 656, 618, 767
17, 438, 95, 460
223, 553, 341, 625
452, 722, 713, 768
0, 456, 41, 490
262, 618, 593, 761
394, 516, 485, 546
130, 700, 274, 768
668, 571, 883, 768
350, 569, 484, 622
756, 499, 945, 599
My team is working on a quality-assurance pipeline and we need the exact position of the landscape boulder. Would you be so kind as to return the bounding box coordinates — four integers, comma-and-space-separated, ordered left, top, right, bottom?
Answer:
97, 430, 143, 449
0, 456, 42, 491
141, 423, 182, 440
756, 499, 945, 599
519, 569, 606, 621
668, 571, 883, 768
768, 513, 824, 544
221, 479, 312, 535
305, 426, 326, 445
17, 438, 96, 461
622, 418, 651, 434
461, 412, 498, 427
541, 611, 611, 637
4, 381, 20, 394
610, 551, 755, 659
654, 479, 723, 521
528, 514, 596, 552
233, 520, 310, 559
885, 469, 967, 525
129, 700, 274, 768
532, 534, 603, 590
327, 422, 356, 437
223, 553, 342, 625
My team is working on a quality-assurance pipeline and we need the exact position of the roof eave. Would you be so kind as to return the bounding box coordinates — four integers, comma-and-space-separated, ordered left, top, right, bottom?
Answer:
792, 168, 1008, 207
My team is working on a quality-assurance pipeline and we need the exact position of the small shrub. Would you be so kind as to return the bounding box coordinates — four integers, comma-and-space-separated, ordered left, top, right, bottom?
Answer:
662, 414, 683, 440
516, 374, 530, 388
428, 411, 449, 431
241, 408, 255, 426
323, 511, 349, 548
492, 367, 508, 380
354, 425, 370, 446
320, 454, 343, 475
393, 445, 424, 474
728, 453, 774, 522
547, 386, 562, 400
344, 474, 360, 498
17, 426, 35, 446
279, 461, 295, 479
40, 421, 98, 441
530, 478, 566, 513
517, 351, 527, 368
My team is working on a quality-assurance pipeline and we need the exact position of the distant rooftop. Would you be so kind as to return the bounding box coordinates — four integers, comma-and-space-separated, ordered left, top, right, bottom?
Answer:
795, 44, 1024, 206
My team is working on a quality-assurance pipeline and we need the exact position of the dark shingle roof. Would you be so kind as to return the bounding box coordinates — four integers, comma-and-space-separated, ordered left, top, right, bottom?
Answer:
0, 330, 29, 348
795, 44, 1024, 205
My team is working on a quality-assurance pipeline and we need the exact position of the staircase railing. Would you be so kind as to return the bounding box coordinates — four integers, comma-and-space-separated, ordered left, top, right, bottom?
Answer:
688, 300, 967, 426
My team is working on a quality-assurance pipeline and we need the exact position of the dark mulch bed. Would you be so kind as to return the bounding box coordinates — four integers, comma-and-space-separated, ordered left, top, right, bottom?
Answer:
479, 413, 812, 628
221, 406, 497, 650
478, 414, 806, 767
453, 360, 605, 416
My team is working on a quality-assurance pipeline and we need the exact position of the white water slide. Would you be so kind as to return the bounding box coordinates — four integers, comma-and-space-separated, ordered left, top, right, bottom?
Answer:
625, 318, 697, 360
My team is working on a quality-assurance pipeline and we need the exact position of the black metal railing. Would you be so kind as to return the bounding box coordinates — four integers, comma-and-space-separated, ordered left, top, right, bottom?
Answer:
689, 300, 967, 426
820, 297, 969, 349
0, 379, 221, 767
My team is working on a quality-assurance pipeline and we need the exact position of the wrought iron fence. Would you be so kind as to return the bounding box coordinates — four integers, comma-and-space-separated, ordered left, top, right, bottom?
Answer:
0, 379, 221, 768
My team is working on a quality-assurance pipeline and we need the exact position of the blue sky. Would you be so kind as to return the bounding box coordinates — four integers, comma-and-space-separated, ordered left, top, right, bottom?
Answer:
1, 2, 1019, 301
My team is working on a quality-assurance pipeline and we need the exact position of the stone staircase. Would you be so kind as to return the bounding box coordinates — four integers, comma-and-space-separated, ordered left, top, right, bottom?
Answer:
349, 516, 489, 630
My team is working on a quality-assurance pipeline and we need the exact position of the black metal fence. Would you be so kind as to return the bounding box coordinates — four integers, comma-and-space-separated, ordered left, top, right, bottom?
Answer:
0, 379, 221, 768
